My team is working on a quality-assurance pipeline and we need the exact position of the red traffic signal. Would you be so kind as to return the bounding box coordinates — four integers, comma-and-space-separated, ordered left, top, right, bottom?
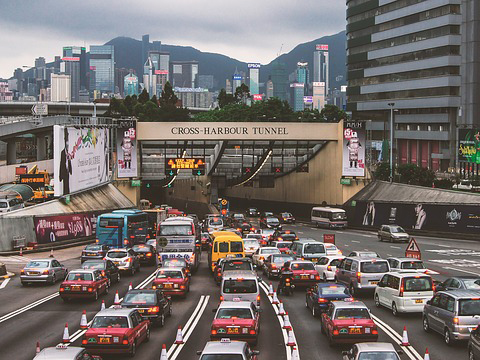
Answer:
221, 209, 227, 215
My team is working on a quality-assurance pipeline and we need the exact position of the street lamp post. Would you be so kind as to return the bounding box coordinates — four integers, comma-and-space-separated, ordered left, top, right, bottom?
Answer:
388, 102, 395, 182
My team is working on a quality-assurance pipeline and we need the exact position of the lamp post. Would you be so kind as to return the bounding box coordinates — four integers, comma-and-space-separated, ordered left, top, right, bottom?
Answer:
387, 102, 395, 182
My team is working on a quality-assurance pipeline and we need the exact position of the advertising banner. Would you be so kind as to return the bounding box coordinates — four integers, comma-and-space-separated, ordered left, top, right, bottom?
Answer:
342, 121, 365, 177
116, 120, 138, 178
34, 213, 99, 244
54, 126, 109, 196
458, 129, 480, 163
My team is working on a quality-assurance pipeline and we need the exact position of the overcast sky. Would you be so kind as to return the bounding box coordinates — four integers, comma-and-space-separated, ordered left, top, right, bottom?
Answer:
0, 0, 346, 79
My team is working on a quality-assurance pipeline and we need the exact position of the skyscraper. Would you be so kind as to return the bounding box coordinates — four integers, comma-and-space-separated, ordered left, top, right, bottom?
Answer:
313, 44, 329, 96
198, 75, 214, 89
290, 83, 305, 112
142, 35, 150, 69
63, 46, 87, 89
115, 68, 131, 97
50, 74, 71, 102
149, 51, 170, 94
124, 73, 139, 96
170, 61, 199, 88
61, 58, 80, 102
271, 61, 287, 101
265, 79, 274, 99
248, 63, 260, 96
143, 57, 156, 96
312, 82, 326, 110
232, 68, 242, 93
89, 45, 115, 94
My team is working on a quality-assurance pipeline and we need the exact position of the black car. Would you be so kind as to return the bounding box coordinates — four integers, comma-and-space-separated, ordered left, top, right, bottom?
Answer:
469, 326, 480, 360
132, 244, 157, 266
121, 289, 172, 327
305, 283, 352, 317
260, 216, 282, 230
247, 208, 259, 217
236, 222, 254, 236
436, 276, 480, 292
80, 244, 109, 263
272, 230, 298, 243
81, 259, 120, 285
280, 212, 296, 224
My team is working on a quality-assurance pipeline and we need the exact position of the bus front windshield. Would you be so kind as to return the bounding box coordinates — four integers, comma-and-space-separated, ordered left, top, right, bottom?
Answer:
159, 225, 192, 236
331, 212, 346, 220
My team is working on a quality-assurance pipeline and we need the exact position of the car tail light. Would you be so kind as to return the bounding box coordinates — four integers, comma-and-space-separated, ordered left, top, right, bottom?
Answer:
82, 339, 88, 345
20, 270, 25, 274
43, 270, 50, 275
318, 298, 328, 303
356, 272, 361, 283
399, 278, 404, 297
211, 329, 217, 335
59, 287, 65, 292
259, 256, 264, 261
327, 266, 332, 271
249, 329, 256, 335
372, 328, 378, 335
96, 239, 99, 243
148, 306, 160, 313
251, 228, 254, 231
126, 258, 132, 263
332, 327, 339, 336
315, 275, 320, 280
88, 287, 93, 292
453, 317, 459, 324
152, 285, 157, 289
180, 285, 186, 290
220, 296, 224, 301
130, 235, 135, 239
286, 278, 290, 283
122, 339, 129, 345
271, 264, 277, 269
432, 282, 436, 292
101, 271, 105, 276
146, 252, 152, 257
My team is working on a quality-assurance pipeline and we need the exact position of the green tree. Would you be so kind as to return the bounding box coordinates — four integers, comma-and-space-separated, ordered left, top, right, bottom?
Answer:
234, 83, 250, 104
151, 94, 158, 106
217, 88, 236, 108
374, 162, 392, 181
119, 103, 129, 116
138, 88, 149, 104
159, 81, 178, 108
320, 104, 349, 122
397, 163, 435, 186
133, 103, 144, 117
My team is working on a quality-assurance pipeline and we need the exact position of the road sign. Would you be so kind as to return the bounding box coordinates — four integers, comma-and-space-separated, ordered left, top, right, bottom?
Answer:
221, 209, 227, 215
131, 180, 141, 187
165, 169, 178, 176
192, 169, 205, 176
405, 237, 421, 260
323, 234, 335, 244
340, 178, 352, 185
221, 199, 228, 206
31, 103, 48, 116
165, 157, 205, 170
243, 167, 252, 174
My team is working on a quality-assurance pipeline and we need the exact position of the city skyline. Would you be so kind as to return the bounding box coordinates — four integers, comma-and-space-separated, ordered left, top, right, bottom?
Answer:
0, 0, 346, 79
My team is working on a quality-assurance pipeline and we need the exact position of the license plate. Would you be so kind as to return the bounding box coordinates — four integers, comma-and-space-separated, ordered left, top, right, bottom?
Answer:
349, 328, 362, 334
370, 281, 379, 285
99, 338, 110, 344
87, 253, 95, 256
114, 262, 120, 265
138, 309, 144, 313
27, 272, 39, 276
301, 275, 309, 280
227, 327, 239, 334
164, 284, 173, 289
72, 286, 81, 291
415, 299, 423, 304
286, 283, 290, 286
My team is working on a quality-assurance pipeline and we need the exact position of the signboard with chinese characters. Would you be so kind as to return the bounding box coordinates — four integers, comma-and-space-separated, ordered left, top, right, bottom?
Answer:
116, 120, 138, 178
316, 44, 329, 51
342, 121, 365, 177
165, 158, 205, 171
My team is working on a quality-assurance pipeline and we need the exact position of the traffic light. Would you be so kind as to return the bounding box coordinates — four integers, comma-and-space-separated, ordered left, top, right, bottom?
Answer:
221, 209, 227, 215
192, 169, 205, 176
272, 166, 283, 173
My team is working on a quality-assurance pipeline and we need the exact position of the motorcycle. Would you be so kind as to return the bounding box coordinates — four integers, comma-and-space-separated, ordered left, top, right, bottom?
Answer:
278, 273, 295, 296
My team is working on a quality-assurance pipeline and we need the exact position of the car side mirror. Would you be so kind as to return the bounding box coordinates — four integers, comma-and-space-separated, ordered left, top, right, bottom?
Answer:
342, 351, 349, 356
397, 350, 404, 355
426, 300, 431, 305
196, 351, 202, 355
252, 350, 260, 355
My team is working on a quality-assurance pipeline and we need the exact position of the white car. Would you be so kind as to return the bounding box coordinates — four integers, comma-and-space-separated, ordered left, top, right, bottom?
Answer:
324, 243, 342, 256
343, 342, 402, 360
243, 238, 260, 257
387, 257, 439, 275
314, 256, 345, 281
260, 229, 275, 242
252, 247, 281, 267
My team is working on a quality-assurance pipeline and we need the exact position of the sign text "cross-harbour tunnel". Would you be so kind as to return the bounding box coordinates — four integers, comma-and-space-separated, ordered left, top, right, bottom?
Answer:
172, 126, 289, 136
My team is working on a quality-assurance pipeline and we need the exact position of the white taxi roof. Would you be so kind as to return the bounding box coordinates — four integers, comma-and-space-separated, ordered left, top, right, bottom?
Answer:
201, 339, 247, 354
33, 345, 85, 359
218, 301, 254, 309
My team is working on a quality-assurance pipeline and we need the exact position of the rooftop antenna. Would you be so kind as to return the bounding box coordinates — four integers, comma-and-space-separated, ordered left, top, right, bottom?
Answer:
277, 44, 284, 58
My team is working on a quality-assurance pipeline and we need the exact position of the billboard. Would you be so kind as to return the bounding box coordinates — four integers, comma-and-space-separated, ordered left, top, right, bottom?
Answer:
155, 70, 169, 75
116, 120, 138, 178
342, 121, 365, 177
253, 94, 263, 101
54, 125, 109, 196
62, 57, 80, 62
19, 174, 46, 190
316, 44, 329, 51
248, 63, 261, 68
458, 129, 480, 163
34, 213, 98, 244
303, 96, 313, 104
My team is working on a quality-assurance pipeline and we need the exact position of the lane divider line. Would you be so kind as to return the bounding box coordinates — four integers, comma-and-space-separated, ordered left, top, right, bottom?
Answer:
0, 292, 59, 323
0, 278, 10, 289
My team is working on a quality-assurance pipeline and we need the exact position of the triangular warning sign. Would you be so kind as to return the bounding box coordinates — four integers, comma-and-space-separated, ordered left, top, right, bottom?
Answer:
406, 238, 420, 252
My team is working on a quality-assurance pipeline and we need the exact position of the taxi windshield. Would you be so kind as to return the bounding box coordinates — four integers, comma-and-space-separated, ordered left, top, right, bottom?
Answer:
91, 316, 129, 328
291, 263, 315, 271
247, 234, 262, 240
273, 256, 294, 264
82, 261, 105, 270
216, 308, 253, 319
304, 244, 325, 254
123, 292, 156, 304
223, 279, 257, 294
320, 286, 349, 296
282, 213, 292, 217
276, 243, 292, 249
200, 355, 243, 360
244, 240, 259, 247
401, 261, 425, 269
262, 248, 280, 254
132, 245, 149, 252
267, 218, 279, 224
67, 272, 93, 281
108, 251, 128, 259
159, 224, 192, 236
157, 270, 183, 279
26, 261, 49, 268
358, 352, 400, 360
223, 261, 252, 271
335, 308, 371, 320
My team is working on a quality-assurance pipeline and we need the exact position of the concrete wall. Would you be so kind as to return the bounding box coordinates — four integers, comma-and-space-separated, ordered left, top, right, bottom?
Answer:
165, 175, 214, 217
0, 159, 53, 185
114, 181, 141, 207
0, 217, 36, 252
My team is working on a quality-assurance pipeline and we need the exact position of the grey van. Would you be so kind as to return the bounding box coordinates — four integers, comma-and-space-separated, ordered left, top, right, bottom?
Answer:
423, 289, 480, 345
0, 197, 24, 213
334, 257, 390, 296
289, 240, 326, 263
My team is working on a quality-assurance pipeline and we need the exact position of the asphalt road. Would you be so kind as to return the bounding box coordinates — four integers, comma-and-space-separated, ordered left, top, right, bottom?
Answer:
0, 221, 479, 359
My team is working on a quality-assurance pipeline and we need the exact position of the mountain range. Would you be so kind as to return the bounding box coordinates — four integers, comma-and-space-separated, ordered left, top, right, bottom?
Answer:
105, 30, 346, 91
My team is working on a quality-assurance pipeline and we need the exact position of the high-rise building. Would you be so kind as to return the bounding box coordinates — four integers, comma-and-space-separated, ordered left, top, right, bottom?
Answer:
232, 68, 242, 93
170, 61, 199, 88
115, 68, 130, 97
13, 68, 24, 94
152, 41, 162, 51
149, 51, 170, 95
312, 82, 326, 110
142, 35, 150, 69
34, 57, 46, 81
61, 58, 80, 102
265, 79, 274, 99
143, 57, 156, 96
346, 0, 461, 171
89, 45, 115, 94
0, 82, 13, 102
50, 74, 71, 102
271, 61, 287, 101
198, 75, 214, 90
290, 83, 305, 112
63, 46, 87, 89
248, 63, 260, 96
174, 87, 213, 109
225, 79, 232, 94
124, 73, 139, 96
313, 44, 329, 96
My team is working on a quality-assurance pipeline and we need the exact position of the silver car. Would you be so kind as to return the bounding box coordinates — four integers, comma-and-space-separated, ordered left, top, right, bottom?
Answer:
342, 342, 402, 360
105, 248, 140, 276
21, 258, 67, 285
378, 225, 409, 243
423, 289, 480, 345
197, 338, 259, 359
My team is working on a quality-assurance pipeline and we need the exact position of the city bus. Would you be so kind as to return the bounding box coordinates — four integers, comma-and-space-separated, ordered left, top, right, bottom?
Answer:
97, 209, 148, 248
311, 206, 348, 229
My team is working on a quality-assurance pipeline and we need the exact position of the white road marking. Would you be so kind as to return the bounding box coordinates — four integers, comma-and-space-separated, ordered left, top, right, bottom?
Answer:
435, 244, 452, 248
336, 231, 344, 234
428, 259, 480, 269
0, 278, 10, 289
443, 266, 480, 276
351, 240, 360, 243
0, 292, 59, 323
0, 255, 32, 263
390, 246, 401, 249
426, 249, 480, 256
343, 244, 350, 247
298, 231, 304, 234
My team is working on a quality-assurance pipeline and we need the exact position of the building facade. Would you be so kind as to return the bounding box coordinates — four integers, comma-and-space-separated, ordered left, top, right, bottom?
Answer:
124, 73, 139, 96
50, 74, 71, 102
313, 44, 329, 96
0, 82, 13, 102
174, 87, 213, 108
89, 45, 115, 94
170, 61, 198, 88
346, 0, 462, 171
312, 81, 326, 110
61, 58, 80, 102
271, 61, 288, 101
63, 46, 87, 89
290, 83, 305, 112
248, 63, 260, 96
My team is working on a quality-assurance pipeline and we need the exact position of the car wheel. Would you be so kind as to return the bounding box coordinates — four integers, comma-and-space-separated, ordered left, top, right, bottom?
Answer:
145, 328, 150, 342
159, 314, 165, 327
130, 267, 135, 276
374, 294, 381, 308
323, 274, 328, 282
390, 236, 394, 243
469, 347, 475, 360
51, 274, 56, 285
392, 302, 398, 316
129, 342, 136, 357
423, 317, 430, 333
168, 304, 173, 317
444, 327, 454, 345
312, 305, 316, 318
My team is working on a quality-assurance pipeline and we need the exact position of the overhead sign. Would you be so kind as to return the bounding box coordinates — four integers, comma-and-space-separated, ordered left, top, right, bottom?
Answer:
405, 237, 421, 260
165, 157, 205, 170
342, 121, 365, 177
19, 174, 46, 189
316, 44, 329, 51
117, 120, 138, 178
323, 234, 335, 244
31, 103, 48, 116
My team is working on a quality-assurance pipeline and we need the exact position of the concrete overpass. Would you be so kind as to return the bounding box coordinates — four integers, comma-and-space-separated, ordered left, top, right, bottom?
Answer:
0, 101, 109, 117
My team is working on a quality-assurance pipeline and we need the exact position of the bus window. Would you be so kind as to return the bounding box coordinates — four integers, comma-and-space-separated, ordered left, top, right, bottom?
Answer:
219, 242, 229, 253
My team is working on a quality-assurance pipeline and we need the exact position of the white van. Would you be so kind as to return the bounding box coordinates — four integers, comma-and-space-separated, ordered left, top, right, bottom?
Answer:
311, 207, 347, 229
0, 197, 24, 213
221, 270, 260, 307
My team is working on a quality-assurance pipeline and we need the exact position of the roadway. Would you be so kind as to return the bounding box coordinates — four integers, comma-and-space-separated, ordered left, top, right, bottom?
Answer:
0, 221, 478, 359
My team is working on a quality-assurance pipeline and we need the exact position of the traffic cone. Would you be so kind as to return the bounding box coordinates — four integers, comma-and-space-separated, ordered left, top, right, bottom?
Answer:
100, 300, 105, 311
35, 341, 40, 354
401, 326, 410, 346
424, 348, 430, 360
272, 290, 279, 304
80, 310, 88, 329
49, 248, 54, 258
114, 290, 120, 305
62, 323, 70, 343
286, 330, 296, 347
291, 346, 300, 360
128, 282, 133, 291
283, 312, 292, 330
174, 326, 184, 344
19, 247, 23, 256
278, 301, 286, 316
268, 282, 274, 296
160, 344, 168, 360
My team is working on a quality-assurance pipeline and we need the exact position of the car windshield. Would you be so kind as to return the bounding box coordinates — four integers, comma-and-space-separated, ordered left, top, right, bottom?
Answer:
26, 261, 50, 268
360, 261, 389, 273
230, 241, 244, 252
159, 225, 192, 236
464, 279, 480, 289
244, 240, 259, 247
67, 272, 93, 281
108, 251, 128, 259
390, 226, 405, 233
401, 261, 425, 269
291, 263, 315, 271
356, 252, 379, 258
0, 202, 7, 208
458, 299, 480, 316
164, 259, 187, 267
330, 259, 343, 267
91, 316, 129, 328
223, 279, 257, 293
331, 212, 346, 220
223, 261, 252, 271
335, 308, 370, 320
282, 213, 292, 217
358, 352, 400, 360
123, 292, 156, 304
263, 230, 274, 235
281, 234, 296, 241
233, 214, 244, 219
276, 243, 292, 249
82, 261, 105, 270
209, 218, 223, 226
404, 277, 433, 291
216, 308, 253, 319
304, 243, 325, 254
157, 270, 183, 279
267, 218, 279, 224
320, 286, 349, 296
262, 248, 280, 254
85, 245, 102, 251
273, 256, 294, 264
201, 355, 244, 360
247, 234, 262, 240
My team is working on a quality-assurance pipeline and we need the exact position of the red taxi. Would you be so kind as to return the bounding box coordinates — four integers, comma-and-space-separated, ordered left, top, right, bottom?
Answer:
60, 269, 109, 302
285, 260, 320, 287
82, 308, 150, 357
152, 267, 190, 298
320, 300, 378, 346
211, 301, 261, 346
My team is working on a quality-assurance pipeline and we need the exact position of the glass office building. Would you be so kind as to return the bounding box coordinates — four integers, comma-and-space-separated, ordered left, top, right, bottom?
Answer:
89, 45, 115, 94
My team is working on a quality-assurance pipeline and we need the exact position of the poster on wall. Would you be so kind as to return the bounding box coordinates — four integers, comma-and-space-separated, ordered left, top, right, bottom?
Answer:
34, 213, 98, 244
116, 120, 137, 178
54, 125, 109, 196
342, 121, 365, 177
458, 128, 480, 163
